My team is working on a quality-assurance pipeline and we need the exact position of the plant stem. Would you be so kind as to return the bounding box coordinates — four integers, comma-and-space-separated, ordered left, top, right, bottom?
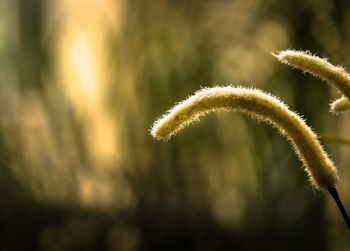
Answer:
328, 187, 350, 230
319, 133, 350, 146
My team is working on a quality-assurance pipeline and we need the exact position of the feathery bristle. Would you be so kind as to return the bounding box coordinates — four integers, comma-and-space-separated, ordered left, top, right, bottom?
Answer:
151, 86, 339, 190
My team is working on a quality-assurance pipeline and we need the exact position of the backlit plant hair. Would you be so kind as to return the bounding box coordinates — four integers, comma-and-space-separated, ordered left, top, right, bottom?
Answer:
275, 50, 350, 113
151, 86, 350, 229
330, 96, 350, 114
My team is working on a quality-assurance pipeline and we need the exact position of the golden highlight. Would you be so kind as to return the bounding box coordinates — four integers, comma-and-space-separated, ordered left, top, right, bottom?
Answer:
151, 86, 339, 190
330, 96, 350, 113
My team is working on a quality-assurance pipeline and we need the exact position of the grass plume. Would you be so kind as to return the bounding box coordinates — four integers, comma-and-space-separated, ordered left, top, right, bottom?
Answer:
275, 50, 350, 99
151, 86, 339, 190
330, 96, 350, 113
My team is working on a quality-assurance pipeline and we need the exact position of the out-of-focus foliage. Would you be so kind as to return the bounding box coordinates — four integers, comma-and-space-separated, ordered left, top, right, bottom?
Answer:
0, 0, 349, 250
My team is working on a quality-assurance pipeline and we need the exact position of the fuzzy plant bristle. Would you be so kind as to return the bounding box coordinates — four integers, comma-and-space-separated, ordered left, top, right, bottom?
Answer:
151, 86, 339, 190
275, 50, 350, 113
330, 96, 350, 114
275, 50, 350, 98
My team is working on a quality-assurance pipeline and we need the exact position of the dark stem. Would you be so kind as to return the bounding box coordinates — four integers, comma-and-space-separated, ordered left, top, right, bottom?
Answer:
328, 187, 350, 230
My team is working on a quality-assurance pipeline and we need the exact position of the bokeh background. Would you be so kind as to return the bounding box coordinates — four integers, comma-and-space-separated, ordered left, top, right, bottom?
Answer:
0, 0, 350, 250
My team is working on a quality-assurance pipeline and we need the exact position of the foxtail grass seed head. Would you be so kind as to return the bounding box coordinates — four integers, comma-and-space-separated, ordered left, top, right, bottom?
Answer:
330, 96, 350, 114
275, 50, 350, 114
151, 86, 339, 190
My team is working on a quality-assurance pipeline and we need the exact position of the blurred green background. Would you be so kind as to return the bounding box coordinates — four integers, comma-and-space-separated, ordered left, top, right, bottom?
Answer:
0, 0, 350, 250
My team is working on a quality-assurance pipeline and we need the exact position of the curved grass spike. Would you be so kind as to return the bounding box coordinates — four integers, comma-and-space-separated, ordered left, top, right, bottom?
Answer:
330, 96, 350, 114
151, 86, 350, 229
275, 50, 350, 113
151, 86, 338, 189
